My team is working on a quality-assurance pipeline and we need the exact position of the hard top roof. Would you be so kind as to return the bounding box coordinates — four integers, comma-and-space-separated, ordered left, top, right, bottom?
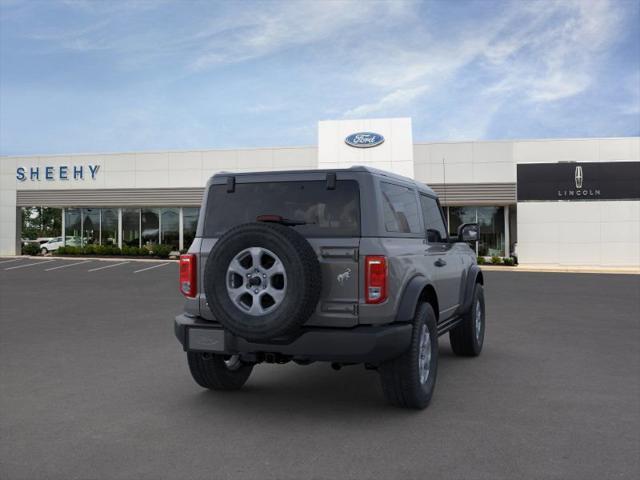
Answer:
210, 165, 436, 196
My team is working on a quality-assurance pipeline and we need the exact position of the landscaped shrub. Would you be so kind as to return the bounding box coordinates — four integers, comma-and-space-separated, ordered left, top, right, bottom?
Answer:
94, 244, 120, 256
151, 244, 172, 259
503, 257, 515, 266
490, 255, 502, 265
477, 256, 486, 265
22, 243, 41, 256
53, 243, 174, 258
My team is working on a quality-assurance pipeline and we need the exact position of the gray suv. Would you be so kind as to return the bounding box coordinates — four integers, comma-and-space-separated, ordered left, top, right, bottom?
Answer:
175, 166, 485, 409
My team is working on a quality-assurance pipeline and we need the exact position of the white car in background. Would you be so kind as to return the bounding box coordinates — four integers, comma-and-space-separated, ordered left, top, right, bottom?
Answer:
40, 236, 81, 254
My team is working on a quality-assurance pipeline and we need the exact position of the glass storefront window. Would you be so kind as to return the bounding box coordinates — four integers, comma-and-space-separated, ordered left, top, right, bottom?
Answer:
447, 206, 505, 256
161, 208, 179, 250
448, 206, 477, 237
183, 207, 199, 251
60, 206, 203, 250
122, 208, 140, 247
477, 207, 504, 257
82, 208, 100, 245
64, 208, 82, 246
101, 208, 118, 246
21, 207, 62, 240
141, 208, 159, 247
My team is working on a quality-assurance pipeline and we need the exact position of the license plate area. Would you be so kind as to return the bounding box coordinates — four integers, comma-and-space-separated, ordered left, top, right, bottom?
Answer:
187, 328, 226, 352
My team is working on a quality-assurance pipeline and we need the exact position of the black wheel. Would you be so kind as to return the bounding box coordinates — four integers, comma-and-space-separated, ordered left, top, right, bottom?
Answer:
203, 222, 321, 342
187, 352, 253, 390
379, 303, 438, 409
449, 283, 485, 356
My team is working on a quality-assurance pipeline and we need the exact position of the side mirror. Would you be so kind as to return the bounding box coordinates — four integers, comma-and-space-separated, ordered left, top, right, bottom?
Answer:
457, 223, 479, 242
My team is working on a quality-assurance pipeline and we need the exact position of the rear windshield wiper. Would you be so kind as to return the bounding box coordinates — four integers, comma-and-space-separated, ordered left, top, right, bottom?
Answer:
256, 215, 308, 226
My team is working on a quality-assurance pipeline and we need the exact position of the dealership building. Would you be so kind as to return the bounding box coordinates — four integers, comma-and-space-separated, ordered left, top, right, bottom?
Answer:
1, 118, 639, 268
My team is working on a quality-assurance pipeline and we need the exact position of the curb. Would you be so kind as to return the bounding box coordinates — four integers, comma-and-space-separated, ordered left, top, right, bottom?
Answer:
480, 265, 640, 275
0, 255, 178, 264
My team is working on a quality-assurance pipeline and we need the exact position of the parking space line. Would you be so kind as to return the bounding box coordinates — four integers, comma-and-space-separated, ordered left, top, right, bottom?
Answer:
45, 260, 92, 271
0, 258, 24, 265
5, 260, 56, 270
133, 262, 171, 274
88, 261, 129, 272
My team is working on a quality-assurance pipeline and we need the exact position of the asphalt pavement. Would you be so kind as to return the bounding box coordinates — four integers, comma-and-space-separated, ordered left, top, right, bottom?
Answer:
0, 258, 638, 480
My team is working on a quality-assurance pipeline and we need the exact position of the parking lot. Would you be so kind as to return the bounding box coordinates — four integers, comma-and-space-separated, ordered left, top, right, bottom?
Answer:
0, 258, 638, 480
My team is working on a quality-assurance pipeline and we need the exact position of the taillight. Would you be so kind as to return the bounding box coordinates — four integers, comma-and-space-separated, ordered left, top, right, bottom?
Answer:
365, 256, 387, 304
179, 254, 197, 298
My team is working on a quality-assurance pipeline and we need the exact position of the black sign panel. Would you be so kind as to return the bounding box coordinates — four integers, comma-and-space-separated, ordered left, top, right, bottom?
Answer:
517, 161, 640, 201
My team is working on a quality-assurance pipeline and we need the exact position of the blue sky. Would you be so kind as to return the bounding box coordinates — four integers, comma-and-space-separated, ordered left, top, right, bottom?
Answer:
1, 0, 639, 155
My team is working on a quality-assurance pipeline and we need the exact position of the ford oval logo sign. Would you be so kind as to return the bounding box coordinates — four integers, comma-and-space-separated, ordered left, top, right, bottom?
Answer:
345, 132, 385, 148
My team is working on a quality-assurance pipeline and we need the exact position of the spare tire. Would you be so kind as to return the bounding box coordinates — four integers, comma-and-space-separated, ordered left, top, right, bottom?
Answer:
203, 222, 321, 341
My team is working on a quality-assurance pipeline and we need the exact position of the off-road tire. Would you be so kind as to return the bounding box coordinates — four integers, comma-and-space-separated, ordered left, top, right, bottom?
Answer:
449, 283, 485, 356
203, 222, 321, 342
187, 352, 253, 390
379, 303, 438, 409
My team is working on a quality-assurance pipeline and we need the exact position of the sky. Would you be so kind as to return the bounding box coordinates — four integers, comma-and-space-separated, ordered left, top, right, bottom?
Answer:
0, 0, 639, 155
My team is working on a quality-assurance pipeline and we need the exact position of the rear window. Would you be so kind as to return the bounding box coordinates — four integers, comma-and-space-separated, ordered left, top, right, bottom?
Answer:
204, 180, 360, 237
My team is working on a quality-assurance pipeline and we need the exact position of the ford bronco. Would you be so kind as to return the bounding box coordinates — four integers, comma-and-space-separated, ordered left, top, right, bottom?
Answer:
175, 166, 485, 409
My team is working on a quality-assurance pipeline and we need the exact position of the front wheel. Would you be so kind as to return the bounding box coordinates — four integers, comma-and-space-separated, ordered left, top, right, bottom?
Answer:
40, 248, 48, 255
449, 283, 485, 356
187, 352, 253, 390
379, 303, 438, 409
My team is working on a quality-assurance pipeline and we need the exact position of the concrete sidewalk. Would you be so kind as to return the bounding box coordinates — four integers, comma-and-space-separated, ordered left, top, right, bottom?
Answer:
481, 264, 640, 275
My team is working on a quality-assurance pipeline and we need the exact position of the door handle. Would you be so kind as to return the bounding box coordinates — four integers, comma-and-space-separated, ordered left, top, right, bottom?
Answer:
434, 258, 447, 267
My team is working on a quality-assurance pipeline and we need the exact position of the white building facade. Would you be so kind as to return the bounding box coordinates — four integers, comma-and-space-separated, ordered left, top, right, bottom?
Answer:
1, 118, 638, 268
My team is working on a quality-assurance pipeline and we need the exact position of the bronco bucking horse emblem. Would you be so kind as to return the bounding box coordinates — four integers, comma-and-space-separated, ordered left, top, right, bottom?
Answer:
337, 268, 351, 285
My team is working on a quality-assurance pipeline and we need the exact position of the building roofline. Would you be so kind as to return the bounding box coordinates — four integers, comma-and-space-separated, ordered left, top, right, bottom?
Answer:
2, 136, 638, 158
412, 136, 640, 146
0, 145, 318, 159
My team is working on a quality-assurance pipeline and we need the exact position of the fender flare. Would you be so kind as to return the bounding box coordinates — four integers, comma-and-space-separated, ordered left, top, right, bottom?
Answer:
457, 265, 483, 315
395, 276, 431, 323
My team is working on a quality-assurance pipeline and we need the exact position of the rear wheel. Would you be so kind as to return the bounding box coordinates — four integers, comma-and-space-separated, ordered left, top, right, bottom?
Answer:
449, 283, 485, 356
187, 352, 253, 390
379, 303, 438, 409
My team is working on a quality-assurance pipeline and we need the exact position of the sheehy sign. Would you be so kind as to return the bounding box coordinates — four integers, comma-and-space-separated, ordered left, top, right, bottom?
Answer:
16, 164, 101, 182
517, 161, 640, 201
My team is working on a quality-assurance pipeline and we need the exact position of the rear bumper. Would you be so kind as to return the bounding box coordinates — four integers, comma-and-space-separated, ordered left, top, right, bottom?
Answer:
174, 314, 412, 364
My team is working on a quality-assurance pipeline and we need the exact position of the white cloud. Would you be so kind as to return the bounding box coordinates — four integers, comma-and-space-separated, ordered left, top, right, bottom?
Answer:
189, 1, 413, 71
342, 0, 625, 130
344, 85, 428, 117
483, 0, 622, 103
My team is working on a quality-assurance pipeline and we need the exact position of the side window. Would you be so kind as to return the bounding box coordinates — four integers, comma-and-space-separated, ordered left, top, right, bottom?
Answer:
380, 182, 421, 234
420, 195, 448, 243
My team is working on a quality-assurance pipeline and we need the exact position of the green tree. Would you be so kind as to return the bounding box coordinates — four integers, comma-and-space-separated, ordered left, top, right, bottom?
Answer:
21, 207, 62, 239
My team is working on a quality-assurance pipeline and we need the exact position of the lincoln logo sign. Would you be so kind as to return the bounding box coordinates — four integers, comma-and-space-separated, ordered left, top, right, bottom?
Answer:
558, 163, 599, 198
16, 164, 100, 182
345, 132, 385, 148
575, 166, 583, 188
516, 162, 640, 202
